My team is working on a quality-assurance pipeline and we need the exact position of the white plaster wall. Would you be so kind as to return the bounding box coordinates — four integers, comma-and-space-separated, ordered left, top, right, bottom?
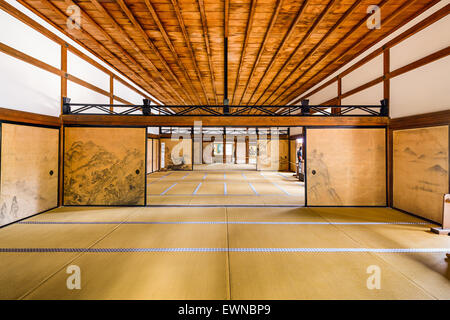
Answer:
68, 52, 109, 92
390, 56, 450, 118
307, 82, 338, 105
0, 0, 161, 117
342, 54, 383, 93
0, 53, 60, 116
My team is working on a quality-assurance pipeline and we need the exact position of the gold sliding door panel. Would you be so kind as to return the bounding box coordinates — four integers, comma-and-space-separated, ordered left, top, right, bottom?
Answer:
0, 123, 58, 227
64, 127, 146, 206
257, 139, 289, 171
306, 128, 386, 206
160, 138, 193, 171
393, 126, 449, 223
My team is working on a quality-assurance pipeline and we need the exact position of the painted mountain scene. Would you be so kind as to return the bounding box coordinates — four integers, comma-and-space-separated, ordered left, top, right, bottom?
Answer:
64, 127, 145, 206
393, 126, 449, 223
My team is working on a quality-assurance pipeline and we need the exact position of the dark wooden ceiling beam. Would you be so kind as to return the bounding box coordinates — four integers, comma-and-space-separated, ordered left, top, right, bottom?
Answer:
230, 0, 257, 105
197, 0, 218, 105
38, 0, 175, 104
170, 0, 210, 105
88, 0, 190, 105
244, 0, 309, 107
237, 0, 283, 106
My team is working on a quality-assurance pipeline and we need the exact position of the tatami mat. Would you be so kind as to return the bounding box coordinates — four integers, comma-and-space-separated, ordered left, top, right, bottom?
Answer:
0, 206, 448, 300
146, 170, 305, 205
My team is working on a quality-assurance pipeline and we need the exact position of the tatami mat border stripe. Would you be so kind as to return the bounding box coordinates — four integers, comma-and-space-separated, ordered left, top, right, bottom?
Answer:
248, 182, 259, 195
0, 248, 448, 253
18, 221, 430, 225
146, 205, 303, 207
148, 193, 289, 196
160, 183, 177, 195
193, 182, 202, 194
260, 172, 291, 195
148, 172, 173, 184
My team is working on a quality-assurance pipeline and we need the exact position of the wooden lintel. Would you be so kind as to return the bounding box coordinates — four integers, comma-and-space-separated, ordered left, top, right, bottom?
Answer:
62, 115, 388, 127
0, 108, 60, 127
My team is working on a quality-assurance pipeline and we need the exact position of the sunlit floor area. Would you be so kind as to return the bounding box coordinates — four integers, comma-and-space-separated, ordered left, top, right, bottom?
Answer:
0, 206, 448, 300
193, 164, 257, 170
147, 170, 305, 206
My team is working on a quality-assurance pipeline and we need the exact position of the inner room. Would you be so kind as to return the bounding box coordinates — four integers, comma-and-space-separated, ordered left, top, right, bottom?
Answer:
0, 0, 448, 302
146, 126, 305, 206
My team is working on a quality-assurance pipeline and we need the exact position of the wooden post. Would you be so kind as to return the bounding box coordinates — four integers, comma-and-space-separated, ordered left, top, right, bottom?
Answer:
383, 47, 390, 101
234, 135, 237, 164
59, 44, 67, 207
332, 76, 342, 115
223, 128, 226, 164
61, 45, 67, 111
384, 47, 391, 207
245, 136, 249, 164
109, 74, 114, 112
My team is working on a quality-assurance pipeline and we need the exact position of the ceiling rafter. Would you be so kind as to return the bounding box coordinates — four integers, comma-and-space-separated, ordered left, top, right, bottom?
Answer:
88, 0, 192, 105
237, 0, 283, 106
280, 0, 417, 105
244, 0, 309, 108
230, 0, 257, 105
38, 0, 175, 104
197, 0, 219, 105
170, 0, 210, 105
254, 0, 337, 106
261, 0, 364, 106
142, 0, 203, 105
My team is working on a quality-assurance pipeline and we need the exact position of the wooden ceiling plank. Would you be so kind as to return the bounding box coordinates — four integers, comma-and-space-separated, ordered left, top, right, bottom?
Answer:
37, 0, 175, 104
197, 0, 219, 105
254, 0, 337, 106
260, 0, 363, 106
170, 0, 210, 105
224, 0, 229, 38
230, 0, 256, 105
142, 0, 203, 105
88, 0, 190, 105
237, 0, 283, 106
244, 0, 309, 107
281, 0, 429, 105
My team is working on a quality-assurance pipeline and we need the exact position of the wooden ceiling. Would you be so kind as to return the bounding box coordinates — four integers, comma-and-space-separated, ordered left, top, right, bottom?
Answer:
19, 0, 438, 109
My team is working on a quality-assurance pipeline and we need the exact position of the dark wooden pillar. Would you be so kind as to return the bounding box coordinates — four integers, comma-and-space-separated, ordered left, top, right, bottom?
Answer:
245, 136, 249, 164
332, 76, 342, 115
234, 135, 237, 164
223, 129, 226, 164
